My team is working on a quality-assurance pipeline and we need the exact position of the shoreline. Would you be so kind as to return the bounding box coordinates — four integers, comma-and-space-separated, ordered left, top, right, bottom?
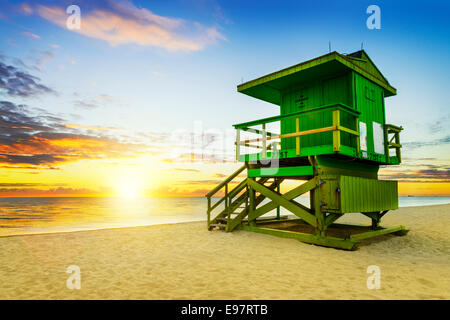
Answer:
0, 219, 206, 239
1, 202, 449, 239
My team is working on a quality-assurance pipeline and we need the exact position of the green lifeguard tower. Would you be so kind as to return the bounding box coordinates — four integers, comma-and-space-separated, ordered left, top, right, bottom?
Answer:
206, 50, 408, 250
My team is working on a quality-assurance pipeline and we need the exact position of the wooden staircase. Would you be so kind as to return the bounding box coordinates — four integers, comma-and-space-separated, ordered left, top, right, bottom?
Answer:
206, 165, 283, 232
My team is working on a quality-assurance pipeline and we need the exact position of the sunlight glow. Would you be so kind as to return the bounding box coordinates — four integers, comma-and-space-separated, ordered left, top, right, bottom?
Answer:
116, 174, 144, 199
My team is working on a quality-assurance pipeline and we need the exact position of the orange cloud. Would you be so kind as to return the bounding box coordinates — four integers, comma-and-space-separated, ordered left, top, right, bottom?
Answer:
34, 2, 225, 51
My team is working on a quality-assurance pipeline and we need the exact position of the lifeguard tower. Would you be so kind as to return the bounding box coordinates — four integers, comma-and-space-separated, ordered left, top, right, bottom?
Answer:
205, 50, 408, 250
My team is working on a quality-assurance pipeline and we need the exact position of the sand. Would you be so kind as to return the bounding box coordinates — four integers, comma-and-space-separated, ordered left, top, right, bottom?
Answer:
0, 204, 449, 300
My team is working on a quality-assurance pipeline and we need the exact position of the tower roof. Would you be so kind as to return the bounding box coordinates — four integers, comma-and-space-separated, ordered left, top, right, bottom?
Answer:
237, 50, 396, 105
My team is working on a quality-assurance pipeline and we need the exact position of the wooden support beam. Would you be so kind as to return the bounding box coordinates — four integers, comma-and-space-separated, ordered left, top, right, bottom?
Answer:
207, 197, 211, 230
337, 125, 359, 136
262, 123, 267, 159
242, 225, 358, 251
349, 225, 408, 241
324, 212, 342, 228
333, 109, 341, 152
236, 129, 240, 161
247, 178, 317, 226
241, 127, 275, 137
361, 211, 382, 229
248, 177, 317, 221
228, 179, 247, 200
384, 123, 389, 163
312, 182, 324, 236
276, 182, 280, 220
249, 180, 256, 227
296, 116, 300, 155
240, 143, 262, 149
205, 164, 246, 198
394, 132, 401, 162
253, 215, 289, 225
361, 212, 380, 220
227, 179, 282, 232
355, 116, 360, 157
209, 195, 226, 212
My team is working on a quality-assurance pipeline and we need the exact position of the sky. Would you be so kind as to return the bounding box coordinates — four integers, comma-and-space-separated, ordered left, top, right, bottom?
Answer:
0, 0, 449, 197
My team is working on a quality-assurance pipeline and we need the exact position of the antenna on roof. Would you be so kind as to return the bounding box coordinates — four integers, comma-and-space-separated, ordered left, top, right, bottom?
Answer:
328, 41, 331, 53
361, 42, 364, 50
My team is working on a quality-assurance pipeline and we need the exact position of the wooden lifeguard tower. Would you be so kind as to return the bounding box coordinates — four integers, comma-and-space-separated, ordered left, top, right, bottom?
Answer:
205, 50, 408, 250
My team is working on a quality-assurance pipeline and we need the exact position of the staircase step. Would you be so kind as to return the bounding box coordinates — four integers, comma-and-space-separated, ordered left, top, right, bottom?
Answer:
209, 223, 226, 228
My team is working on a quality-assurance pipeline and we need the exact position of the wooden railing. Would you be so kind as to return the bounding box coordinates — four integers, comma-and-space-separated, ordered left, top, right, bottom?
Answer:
385, 124, 403, 163
205, 164, 247, 229
233, 103, 360, 160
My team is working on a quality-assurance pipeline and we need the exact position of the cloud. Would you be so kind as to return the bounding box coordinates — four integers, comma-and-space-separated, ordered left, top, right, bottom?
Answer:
64, 123, 112, 131
73, 93, 119, 110
0, 101, 151, 168
0, 59, 56, 97
30, 0, 226, 51
428, 114, 450, 135
22, 31, 40, 39
19, 2, 33, 15
0, 182, 66, 187
32, 50, 54, 70
3, 51, 55, 73
0, 164, 59, 170
403, 135, 450, 149
74, 100, 99, 109
0, 186, 101, 197
379, 164, 450, 183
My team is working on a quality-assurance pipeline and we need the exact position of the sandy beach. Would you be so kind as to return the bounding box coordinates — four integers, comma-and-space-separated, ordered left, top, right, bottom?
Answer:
0, 204, 449, 300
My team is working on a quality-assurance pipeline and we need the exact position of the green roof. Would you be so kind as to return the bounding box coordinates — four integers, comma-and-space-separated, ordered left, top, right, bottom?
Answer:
237, 50, 397, 105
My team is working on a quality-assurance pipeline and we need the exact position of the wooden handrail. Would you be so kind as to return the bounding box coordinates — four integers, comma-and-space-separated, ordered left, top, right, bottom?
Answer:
228, 179, 248, 199
386, 124, 403, 132
205, 164, 246, 198
234, 106, 360, 158
385, 123, 402, 164
236, 126, 338, 145
241, 127, 276, 137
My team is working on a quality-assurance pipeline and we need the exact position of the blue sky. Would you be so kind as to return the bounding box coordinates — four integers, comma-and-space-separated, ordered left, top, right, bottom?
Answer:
0, 0, 449, 196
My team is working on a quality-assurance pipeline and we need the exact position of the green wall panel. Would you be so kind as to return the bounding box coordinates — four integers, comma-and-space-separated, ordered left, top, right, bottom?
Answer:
280, 73, 354, 151
337, 176, 398, 213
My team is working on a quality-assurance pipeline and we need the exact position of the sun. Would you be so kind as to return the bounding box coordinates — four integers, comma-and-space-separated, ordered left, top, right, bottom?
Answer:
116, 175, 144, 199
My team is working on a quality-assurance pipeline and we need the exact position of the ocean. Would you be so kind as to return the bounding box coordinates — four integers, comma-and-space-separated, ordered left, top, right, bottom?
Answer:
0, 196, 449, 236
